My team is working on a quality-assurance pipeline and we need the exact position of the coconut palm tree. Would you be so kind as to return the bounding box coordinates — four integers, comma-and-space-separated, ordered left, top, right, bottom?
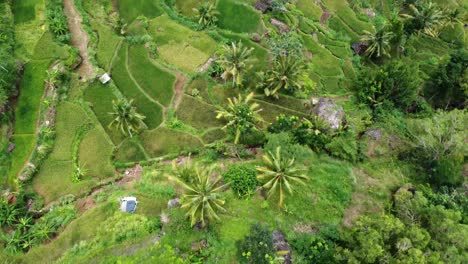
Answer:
256, 147, 308, 208
362, 28, 394, 58
260, 55, 311, 98
108, 99, 146, 137
218, 42, 254, 87
193, 2, 220, 29
216, 92, 263, 144
171, 165, 228, 227
403, 2, 445, 37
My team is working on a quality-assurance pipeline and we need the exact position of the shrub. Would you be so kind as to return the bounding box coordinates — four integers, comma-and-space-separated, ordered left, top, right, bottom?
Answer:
325, 131, 360, 162
46, 0, 71, 43
291, 235, 336, 264
354, 60, 421, 112
424, 49, 468, 110
431, 155, 464, 187
98, 212, 158, 244
222, 163, 257, 198
264, 132, 313, 162
236, 223, 276, 264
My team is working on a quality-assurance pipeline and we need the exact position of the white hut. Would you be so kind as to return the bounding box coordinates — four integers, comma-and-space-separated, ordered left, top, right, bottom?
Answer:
120, 196, 138, 213
99, 73, 111, 84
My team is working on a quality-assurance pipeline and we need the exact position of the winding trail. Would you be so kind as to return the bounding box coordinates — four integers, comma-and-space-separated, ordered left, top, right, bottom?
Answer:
63, 0, 94, 79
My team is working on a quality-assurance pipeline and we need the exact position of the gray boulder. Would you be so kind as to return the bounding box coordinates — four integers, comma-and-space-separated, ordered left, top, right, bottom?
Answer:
270, 18, 290, 33
272, 230, 292, 264
167, 198, 180, 208
314, 98, 344, 131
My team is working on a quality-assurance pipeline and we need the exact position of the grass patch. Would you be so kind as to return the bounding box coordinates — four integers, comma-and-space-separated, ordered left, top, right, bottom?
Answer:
7, 135, 35, 180
12, 0, 39, 24
254, 99, 308, 123
301, 32, 344, 77
79, 127, 115, 179
174, 0, 216, 17
14, 60, 49, 134
32, 32, 69, 60
33, 160, 96, 203
185, 77, 211, 102
296, 0, 323, 21
201, 128, 226, 143
217, 0, 263, 33
118, 0, 163, 23
49, 102, 90, 161
111, 44, 163, 129
148, 15, 218, 73
176, 95, 222, 129
127, 45, 175, 106
140, 127, 203, 157
94, 23, 122, 70
114, 137, 147, 163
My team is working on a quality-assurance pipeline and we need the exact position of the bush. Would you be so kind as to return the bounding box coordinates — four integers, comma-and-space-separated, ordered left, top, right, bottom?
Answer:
431, 155, 464, 187
46, 0, 71, 43
264, 132, 313, 162
325, 131, 360, 162
354, 60, 421, 112
291, 235, 336, 264
424, 49, 468, 110
98, 212, 159, 244
236, 223, 276, 264
222, 163, 257, 198
268, 115, 332, 152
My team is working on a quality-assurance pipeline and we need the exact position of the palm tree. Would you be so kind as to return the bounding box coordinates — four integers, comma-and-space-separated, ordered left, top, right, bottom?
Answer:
218, 42, 254, 87
442, 8, 463, 29
403, 2, 445, 37
261, 55, 310, 98
216, 92, 263, 144
193, 2, 220, 29
171, 165, 228, 227
362, 28, 394, 58
108, 99, 146, 137
256, 147, 308, 208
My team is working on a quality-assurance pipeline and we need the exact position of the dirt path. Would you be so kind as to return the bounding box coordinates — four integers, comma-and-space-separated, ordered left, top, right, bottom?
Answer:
63, 0, 94, 79
171, 73, 189, 109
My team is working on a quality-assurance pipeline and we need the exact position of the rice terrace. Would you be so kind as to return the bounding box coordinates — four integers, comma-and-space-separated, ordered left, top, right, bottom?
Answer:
0, 0, 467, 263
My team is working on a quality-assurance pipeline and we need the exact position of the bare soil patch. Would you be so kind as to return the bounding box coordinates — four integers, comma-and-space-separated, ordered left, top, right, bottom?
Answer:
64, 0, 94, 79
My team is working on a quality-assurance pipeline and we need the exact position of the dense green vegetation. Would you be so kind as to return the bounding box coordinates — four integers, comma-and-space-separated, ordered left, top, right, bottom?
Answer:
1, 0, 466, 263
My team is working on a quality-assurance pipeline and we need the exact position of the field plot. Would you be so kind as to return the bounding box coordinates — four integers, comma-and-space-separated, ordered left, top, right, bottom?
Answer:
128, 45, 175, 106
140, 127, 203, 157
94, 23, 122, 71
176, 95, 223, 130
111, 44, 164, 129
148, 15, 218, 73
174, 0, 216, 17
216, 0, 264, 33
118, 0, 163, 22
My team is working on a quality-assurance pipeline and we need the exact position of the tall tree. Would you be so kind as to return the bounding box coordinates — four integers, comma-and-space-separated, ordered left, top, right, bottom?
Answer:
218, 42, 254, 87
362, 27, 394, 58
108, 99, 146, 137
193, 2, 219, 29
259, 55, 314, 98
424, 49, 467, 110
256, 147, 308, 208
403, 2, 445, 37
216, 92, 263, 144
171, 165, 228, 227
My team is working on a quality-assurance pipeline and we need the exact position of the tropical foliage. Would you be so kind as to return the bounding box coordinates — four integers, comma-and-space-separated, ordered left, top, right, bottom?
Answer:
362, 27, 394, 58
171, 164, 228, 227
403, 2, 445, 37
218, 42, 254, 87
258, 55, 315, 98
108, 99, 146, 137
216, 92, 263, 144
256, 147, 308, 208
193, 2, 219, 29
